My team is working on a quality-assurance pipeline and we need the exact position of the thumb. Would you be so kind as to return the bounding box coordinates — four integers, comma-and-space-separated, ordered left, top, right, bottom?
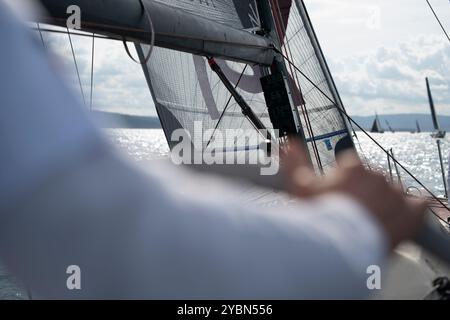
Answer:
282, 139, 316, 195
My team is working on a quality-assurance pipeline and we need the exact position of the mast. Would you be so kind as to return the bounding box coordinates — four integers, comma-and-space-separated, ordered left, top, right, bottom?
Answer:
427, 77, 441, 132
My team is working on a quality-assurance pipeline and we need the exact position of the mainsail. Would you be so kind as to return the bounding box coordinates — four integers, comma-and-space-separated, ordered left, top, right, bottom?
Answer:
136, 0, 274, 152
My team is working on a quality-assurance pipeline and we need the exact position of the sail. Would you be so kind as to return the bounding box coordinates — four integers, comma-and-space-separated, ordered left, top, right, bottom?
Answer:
371, 119, 380, 133
416, 120, 421, 133
426, 77, 441, 132
136, 0, 273, 153
151, 0, 261, 30
269, 0, 354, 172
370, 115, 383, 133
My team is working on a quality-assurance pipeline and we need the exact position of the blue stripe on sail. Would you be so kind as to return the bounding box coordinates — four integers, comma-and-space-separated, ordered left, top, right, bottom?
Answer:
306, 130, 348, 143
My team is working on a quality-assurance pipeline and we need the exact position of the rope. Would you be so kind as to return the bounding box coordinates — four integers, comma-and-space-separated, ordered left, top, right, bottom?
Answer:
123, 0, 155, 65
274, 47, 450, 225
426, 0, 450, 43
67, 27, 86, 106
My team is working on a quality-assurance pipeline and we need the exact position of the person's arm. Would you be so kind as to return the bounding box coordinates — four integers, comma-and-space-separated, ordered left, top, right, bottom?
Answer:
0, 148, 387, 299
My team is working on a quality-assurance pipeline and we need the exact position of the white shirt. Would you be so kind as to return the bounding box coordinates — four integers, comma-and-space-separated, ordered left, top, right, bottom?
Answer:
0, 3, 387, 299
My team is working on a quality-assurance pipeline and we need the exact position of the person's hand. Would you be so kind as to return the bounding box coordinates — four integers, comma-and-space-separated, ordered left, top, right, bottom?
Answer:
282, 141, 427, 249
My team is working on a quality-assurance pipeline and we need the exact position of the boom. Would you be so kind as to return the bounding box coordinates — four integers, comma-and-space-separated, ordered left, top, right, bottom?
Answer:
36, 0, 275, 65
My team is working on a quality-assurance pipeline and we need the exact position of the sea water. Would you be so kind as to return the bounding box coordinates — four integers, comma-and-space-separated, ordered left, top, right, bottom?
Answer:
1, 130, 449, 299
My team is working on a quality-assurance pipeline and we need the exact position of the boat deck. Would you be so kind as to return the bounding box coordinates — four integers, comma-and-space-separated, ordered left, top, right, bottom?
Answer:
427, 197, 450, 223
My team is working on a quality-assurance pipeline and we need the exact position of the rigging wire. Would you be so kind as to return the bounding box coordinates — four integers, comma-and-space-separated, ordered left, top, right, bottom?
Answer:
67, 26, 87, 107
274, 47, 450, 225
31, 27, 114, 41
206, 64, 249, 149
90, 33, 95, 111
36, 23, 46, 48
426, 0, 450, 43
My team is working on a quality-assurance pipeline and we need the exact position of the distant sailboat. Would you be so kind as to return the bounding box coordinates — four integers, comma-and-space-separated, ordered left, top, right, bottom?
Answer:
416, 120, 421, 133
427, 78, 446, 138
385, 120, 395, 133
371, 114, 384, 133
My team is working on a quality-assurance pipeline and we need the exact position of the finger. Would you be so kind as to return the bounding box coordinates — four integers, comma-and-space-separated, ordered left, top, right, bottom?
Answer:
405, 198, 428, 235
337, 149, 362, 167
407, 198, 428, 220
282, 139, 314, 173
281, 139, 318, 197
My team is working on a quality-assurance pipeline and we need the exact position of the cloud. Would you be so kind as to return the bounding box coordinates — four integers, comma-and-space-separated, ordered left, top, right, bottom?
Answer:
330, 35, 450, 115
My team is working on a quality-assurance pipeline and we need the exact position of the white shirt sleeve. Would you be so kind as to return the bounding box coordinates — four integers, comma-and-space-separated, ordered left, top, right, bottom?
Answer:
0, 4, 388, 299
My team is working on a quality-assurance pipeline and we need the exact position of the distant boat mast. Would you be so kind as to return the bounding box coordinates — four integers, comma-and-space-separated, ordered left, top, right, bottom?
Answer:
385, 120, 395, 133
427, 77, 446, 138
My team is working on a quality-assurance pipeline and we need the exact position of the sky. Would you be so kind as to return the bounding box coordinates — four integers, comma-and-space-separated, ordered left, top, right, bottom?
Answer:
36, 0, 450, 117
304, 0, 450, 116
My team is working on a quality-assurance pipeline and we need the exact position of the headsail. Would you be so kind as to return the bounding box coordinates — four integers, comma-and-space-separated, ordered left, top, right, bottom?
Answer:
427, 77, 441, 132
268, 0, 355, 172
